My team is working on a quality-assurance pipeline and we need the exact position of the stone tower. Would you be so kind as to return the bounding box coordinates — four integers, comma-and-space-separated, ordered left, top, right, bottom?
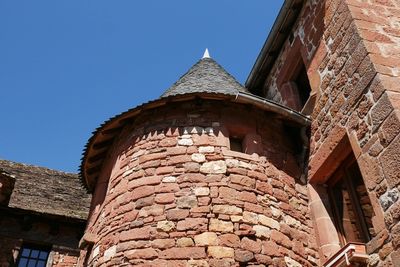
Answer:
79, 53, 318, 266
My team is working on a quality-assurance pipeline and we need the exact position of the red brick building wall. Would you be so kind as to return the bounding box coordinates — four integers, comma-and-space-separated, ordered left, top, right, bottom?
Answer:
80, 101, 319, 266
259, 0, 400, 265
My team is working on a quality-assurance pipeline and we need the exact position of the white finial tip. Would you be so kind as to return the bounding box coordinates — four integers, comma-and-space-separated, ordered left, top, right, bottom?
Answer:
202, 48, 210, 59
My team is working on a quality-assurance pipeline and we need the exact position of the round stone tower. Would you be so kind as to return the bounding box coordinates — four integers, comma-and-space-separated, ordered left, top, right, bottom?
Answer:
79, 52, 317, 266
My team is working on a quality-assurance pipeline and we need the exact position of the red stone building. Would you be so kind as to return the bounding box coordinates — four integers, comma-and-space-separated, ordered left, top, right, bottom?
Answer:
0, 160, 91, 266
2, 0, 400, 266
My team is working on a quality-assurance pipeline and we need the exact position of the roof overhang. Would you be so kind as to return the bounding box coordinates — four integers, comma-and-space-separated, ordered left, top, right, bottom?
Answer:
245, 0, 305, 94
80, 92, 310, 192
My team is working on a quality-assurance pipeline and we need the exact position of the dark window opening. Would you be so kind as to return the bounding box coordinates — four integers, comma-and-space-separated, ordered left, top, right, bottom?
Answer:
328, 156, 374, 246
294, 62, 312, 108
230, 137, 243, 152
17, 244, 50, 267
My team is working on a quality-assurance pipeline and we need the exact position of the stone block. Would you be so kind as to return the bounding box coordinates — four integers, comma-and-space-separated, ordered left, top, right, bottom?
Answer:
159, 247, 206, 259
200, 161, 227, 174
234, 249, 254, 263
218, 234, 240, 248
125, 248, 158, 260
176, 237, 194, 247
194, 187, 210, 196
259, 215, 280, 230
176, 218, 208, 231
166, 209, 189, 221
207, 246, 234, 259
212, 205, 242, 215
192, 153, 206, 163
157, 221, 175, 232
241, 237, 261, 253
176, 195, 197, 208
209, 219, 234, 232
194, 232, 218, 246
379, 188, 399, 211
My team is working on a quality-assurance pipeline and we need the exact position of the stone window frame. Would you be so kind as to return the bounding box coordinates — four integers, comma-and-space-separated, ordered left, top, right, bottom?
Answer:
308, 130, 381, 264
325, 154, 373, 246
275, 37, 315, 114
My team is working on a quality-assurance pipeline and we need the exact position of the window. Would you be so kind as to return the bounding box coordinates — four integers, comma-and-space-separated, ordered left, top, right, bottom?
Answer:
327, 156, 374, 246
294, 62, 312, 109
17, 244, 50, 267
229, 137, 243, 152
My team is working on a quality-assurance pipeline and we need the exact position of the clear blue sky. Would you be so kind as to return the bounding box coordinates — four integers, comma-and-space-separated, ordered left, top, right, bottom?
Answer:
0, 1, 284, 173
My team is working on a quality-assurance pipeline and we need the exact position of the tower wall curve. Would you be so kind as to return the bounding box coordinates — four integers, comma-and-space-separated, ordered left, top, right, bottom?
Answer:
81, 100, 317, 266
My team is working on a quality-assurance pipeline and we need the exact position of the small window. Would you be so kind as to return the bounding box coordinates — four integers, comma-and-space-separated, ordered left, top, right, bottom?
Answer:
294, 62, 311, 109
17, 244, 50, 267
229, 137, 243, 152
327, 156, 374, 246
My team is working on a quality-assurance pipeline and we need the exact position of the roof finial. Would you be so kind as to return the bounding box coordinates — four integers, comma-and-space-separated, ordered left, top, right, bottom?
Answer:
202, 48, 210, 59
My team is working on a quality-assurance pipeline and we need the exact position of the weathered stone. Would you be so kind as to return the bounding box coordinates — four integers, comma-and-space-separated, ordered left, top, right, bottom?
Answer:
125, 248, 158, 259
283, 215, 300, 229
187, 260, 210, 267
159, 247, 206, 259
234, 250, 254, 262
103, 245, 116, 261
176, 237, 194, 247
379, 188, 399, 211
176, 195, 198, 208
242, 211, 258, 224
241, 237, 261, 253
162, 176, 177, 183
207, 246, 234, 259
138, 205, 164, 218
157, 221, 175, 232
194, 232, 218, 246
135, 196, 154, 209
120, 226, 151, 241
212, 205, 242, 215
176, 218, 208, 231
178, 138, 194, 146
200, 161, 227, 174
194, 187, 210, 196
259, 215, 280, 230
284, 257, 302, 267
192, 153, 206, 163
131, 186, 155, 201
253, 225, 270, 239
218, 234, 240, 248
230, 174, 255, 188
166, 209, 189, 221
152, 239, 175, 249
199, 146, 215, 153
155, 193, 175, 204
209, 219, 234, 232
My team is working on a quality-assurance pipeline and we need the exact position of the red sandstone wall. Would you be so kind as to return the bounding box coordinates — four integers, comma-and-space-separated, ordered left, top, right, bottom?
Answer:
262, 0, 400, 265
81, 101, 318, 266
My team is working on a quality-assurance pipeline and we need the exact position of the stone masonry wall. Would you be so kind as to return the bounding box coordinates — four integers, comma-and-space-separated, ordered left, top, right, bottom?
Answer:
262, 0, 400, 265
81, 100, 319, 266
0, 236, 80, 267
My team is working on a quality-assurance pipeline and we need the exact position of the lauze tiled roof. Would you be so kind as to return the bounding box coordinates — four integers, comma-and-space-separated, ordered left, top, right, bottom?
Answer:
161, 57, 248, 97
0, 159, 91, 220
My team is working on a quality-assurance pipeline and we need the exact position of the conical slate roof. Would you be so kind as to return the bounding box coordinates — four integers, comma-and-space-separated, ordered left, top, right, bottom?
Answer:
161, 56, 248, 97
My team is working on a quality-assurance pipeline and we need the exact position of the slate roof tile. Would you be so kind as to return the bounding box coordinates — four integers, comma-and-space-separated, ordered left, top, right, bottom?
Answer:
0, 159, 91, 220
161, 57, 248, 97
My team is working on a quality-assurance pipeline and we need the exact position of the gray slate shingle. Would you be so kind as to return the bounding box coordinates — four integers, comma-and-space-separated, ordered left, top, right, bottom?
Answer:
161, 57, 248, 97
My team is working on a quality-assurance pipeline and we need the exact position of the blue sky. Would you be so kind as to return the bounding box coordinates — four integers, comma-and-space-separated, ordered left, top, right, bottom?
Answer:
0, 1, 284, 173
